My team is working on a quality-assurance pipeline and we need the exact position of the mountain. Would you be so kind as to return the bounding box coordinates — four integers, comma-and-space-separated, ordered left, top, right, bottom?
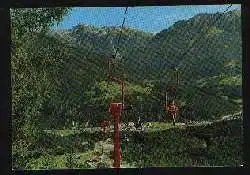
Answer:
25, 9, 242, 126
12, 9, 243, 169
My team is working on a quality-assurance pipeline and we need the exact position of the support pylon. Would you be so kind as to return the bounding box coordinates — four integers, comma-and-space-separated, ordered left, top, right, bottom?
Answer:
109, 103, 123, 168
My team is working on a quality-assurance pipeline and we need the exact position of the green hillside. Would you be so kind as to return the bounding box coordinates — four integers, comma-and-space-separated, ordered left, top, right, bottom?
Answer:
47, 9, 242, 123
11, 8, 243, 169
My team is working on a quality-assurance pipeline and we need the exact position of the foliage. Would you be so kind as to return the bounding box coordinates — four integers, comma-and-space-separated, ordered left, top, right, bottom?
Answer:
13, 118, 243, 169
11, 8, 242, 169
11, 8, 72, 164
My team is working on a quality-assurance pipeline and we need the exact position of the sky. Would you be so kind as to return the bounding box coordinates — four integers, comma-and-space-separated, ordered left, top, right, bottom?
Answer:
53, 5, 241, 33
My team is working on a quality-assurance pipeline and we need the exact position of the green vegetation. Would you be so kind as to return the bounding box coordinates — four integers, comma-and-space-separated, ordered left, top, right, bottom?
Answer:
11, 8, 242, 169
13, 118, 243, 169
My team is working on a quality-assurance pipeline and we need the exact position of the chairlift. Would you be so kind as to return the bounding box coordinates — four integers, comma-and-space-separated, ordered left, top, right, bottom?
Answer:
165, 68, 181, 125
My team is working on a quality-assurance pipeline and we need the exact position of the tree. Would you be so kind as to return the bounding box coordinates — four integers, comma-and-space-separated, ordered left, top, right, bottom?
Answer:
11, 8, 71, 150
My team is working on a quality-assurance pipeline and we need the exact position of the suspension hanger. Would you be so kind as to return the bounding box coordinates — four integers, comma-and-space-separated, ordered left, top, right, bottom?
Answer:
106, 7, 129, 111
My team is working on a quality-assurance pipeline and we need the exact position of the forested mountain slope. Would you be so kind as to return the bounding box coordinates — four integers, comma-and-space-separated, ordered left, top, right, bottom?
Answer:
11, 8, 243, 169
12, 10, 242, 130
52, 10, 242, 123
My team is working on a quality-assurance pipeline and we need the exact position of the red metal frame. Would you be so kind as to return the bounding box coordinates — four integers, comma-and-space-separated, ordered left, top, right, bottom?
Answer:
166, 104, 179, 117
107, 59, 125, 168
109, 103, 123, 168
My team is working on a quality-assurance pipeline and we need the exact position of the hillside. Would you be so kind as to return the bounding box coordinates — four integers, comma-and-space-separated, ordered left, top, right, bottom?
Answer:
12, 8, 243, 169
51, 9, 242, 124
13, 10, 241, 128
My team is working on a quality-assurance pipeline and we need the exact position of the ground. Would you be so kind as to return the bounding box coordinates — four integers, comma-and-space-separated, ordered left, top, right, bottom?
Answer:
13, 115, 243, 169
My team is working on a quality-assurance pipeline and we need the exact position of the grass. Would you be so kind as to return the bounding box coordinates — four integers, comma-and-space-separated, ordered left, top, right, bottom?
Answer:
44, 129, 81, 137
14, 118, 243, 169
232, 99, 242, 104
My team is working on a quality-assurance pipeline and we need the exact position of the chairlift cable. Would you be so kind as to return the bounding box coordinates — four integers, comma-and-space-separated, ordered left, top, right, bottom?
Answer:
58, 4, 236, 117
173, 3, 233, 71
165, 3, 233, 123
164, 3, 233, 103
114, 7, 129, 59
106, 7, 129, 111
